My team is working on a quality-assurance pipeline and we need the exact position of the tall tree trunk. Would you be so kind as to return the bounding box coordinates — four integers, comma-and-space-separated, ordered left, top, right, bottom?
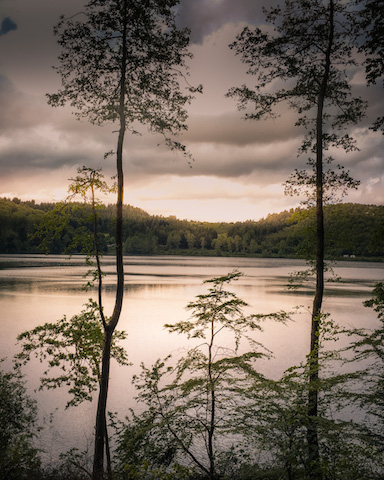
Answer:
307, 1, 334, 478
91, 182, 111, 477
92, 3, 127, 479
91, 182, 107, 329
208, 316, 216, 480
93, 329, 113, 480
92, 117, 125, 480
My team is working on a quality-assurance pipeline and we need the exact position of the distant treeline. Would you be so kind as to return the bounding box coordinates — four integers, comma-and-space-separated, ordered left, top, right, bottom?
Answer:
1, 197, 383, 260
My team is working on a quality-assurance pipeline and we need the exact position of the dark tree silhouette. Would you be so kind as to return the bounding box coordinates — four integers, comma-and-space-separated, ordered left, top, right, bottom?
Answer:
47, 1, 199, 478
228, 1, 366, 477
358, 0, 384, 131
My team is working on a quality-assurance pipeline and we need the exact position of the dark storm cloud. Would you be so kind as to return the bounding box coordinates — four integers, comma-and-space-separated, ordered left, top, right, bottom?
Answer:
0, 17, 17, 36
177, 0, 276, 43
0, 74, 116, 180
0, 150, 78, 171
185, 111, 305, 146
122, 128, 302, 182
0, 75, 54, 130
342, 130, 384, 178
0, 141, 94, 175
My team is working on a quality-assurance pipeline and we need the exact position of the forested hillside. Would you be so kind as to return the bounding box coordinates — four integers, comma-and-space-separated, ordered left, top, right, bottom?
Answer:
0, 197, 383, 260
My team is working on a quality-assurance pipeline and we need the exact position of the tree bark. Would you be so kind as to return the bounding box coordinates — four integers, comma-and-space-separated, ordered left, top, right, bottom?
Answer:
208, 316, 216, 480
307, 1, 334, 478
93, 329, 113, 480
92, 3, 127, 479
91, 182, 107, 330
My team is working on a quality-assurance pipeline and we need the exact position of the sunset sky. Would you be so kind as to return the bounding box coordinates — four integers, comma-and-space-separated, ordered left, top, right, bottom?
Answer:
0, 0, 383, 222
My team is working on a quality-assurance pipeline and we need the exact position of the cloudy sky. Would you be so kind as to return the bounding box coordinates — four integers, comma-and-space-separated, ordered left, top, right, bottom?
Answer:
0, 0, 383, 222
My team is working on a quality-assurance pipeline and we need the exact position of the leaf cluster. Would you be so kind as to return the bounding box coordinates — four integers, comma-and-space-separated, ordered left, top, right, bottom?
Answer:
228, 0, 366, 131
48, 0, 200, 152
130, 272, 291, 478
0, 363, 41, 480
167, 270, 288, 350
14, 301, 129, 408
357, 0, 384, 86
68, 166, 116, 207
227, 0, 366, 203
284, 158, 360, 207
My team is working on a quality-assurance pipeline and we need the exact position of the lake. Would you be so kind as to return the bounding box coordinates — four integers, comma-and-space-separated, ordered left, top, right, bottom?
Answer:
0, 254, 383, 461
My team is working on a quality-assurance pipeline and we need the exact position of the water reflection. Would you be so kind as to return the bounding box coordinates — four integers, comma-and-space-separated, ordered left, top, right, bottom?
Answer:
0, 254, 383, 460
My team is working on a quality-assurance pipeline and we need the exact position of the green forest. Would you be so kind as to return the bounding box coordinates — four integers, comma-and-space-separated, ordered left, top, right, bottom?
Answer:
1, 197, 383, 260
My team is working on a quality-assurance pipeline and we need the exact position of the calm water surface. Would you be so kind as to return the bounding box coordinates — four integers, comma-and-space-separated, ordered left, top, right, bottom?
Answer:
0, 254, 383, 460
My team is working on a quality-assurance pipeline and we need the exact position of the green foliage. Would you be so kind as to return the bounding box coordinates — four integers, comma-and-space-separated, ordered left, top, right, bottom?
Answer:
0, 197, 44, 253
357, 0, 384, 131
284, 160, 360, 208
364, 282, 384, 320
228, 0, 365, 210
228, 7, 372, 475
48, 0, 200, 154
68, 167, 115, 204
1, 198, 383, 259
47, 0, 200, 473
125, 272, 289, 479
234, 312, 381, 480
111, 273, 384, 479
118, 461, 193, 480
39, 448, 92, 480
14, 301, 129, 407
173, 270, 289, 347
344, 282, 384, 455
0, 364, 41, 480
359, 0, 384, 85
30, 202, 79, 255
113, 409, 194, 480
227, 0, 366, 131
67, 167, 117, 293
30, 167, 115, 259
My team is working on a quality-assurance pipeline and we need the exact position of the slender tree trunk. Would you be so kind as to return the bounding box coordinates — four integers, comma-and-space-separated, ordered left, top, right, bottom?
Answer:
208, 317, 216, 480
91, 183, 111, 477
93, 329, 113, 480
92, 3, 127, 479
91, 183, 107, 329
105, 400, 112, 479
307, 1, 334, 479
92, 123, 125, 480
